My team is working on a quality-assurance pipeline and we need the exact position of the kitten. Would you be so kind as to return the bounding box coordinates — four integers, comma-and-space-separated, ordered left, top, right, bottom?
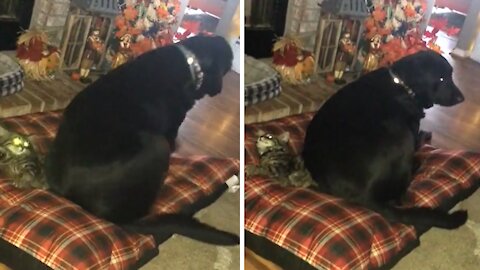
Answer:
0, 125, 46, 189
246, 130, 317, 188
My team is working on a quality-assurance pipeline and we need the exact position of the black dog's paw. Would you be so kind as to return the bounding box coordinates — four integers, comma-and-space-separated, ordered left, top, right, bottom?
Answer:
418, 130, 432, 141
232, 235, 240, 245
412, 157, 422, 174
416, 130, 433, 149
447, 210, 468, 229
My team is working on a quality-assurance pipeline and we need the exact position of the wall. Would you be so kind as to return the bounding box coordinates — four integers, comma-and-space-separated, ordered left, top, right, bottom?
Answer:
229, 7, 240, 73
435, 0, 472, 14
420, 0, 435, 34
188, 0, 226, 17
213, 0, 240, 73
454, 0, 480, 55
215, 0, 239, 37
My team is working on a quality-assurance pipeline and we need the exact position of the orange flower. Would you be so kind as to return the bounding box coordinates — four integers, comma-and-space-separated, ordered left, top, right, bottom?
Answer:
378, 27, 391, 36
380, 38, 408, 66
404, 5, 416, 18
156, 33, 173, 47
131, 38, 154, 57
406, 47, 421, 55
128, 27, 142, 36
115, 16, 126, 30
157, 7, 169, 19
427, 41, 443, 54
115, 28, 127, 38
365, 27, 379, 39
364, 18, 375, 30
372, 6, 386, 22
420, 1, 427, 12
174, 2, 180, 13
404, 33, 426, 49
123, 5, 138, 21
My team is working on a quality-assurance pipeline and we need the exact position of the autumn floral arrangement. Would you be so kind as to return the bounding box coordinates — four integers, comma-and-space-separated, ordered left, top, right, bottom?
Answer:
16, 29, 60, 80
363, 0, 436, 67
113, 0, 180, 58
272, 36, 315, 84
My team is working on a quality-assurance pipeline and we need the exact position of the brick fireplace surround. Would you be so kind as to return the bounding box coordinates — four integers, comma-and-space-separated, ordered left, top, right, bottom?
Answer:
0, 1, 80, 119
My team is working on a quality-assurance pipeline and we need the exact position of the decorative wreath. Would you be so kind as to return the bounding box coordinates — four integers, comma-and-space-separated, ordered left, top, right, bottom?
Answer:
363, 0, 440, 67
113, 0, 181, 57
16, 29, 60, 80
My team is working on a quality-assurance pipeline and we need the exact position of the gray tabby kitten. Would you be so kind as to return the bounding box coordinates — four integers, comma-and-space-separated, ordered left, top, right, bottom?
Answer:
246, 130, 317, 188
0, 125, 47, 189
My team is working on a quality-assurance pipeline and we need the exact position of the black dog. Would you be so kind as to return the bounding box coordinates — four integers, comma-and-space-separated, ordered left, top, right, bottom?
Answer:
303, 50, 466, 229
45, 36, 239, 245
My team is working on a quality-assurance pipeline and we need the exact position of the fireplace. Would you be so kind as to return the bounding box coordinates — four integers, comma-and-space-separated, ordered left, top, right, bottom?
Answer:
245, 0, 288, 58
0, 0, 35, 50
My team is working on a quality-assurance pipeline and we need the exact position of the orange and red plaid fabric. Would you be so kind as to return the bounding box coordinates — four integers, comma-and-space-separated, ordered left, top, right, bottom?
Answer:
245, 113, 480, 270
0, 111, 239, 270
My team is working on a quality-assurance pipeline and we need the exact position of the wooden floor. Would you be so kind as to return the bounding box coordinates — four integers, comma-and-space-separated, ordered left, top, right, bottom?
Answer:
175, 71, 240, 158
244, 54, 480, 269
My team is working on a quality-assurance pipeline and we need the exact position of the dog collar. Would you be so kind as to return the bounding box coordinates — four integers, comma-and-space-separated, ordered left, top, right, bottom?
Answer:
388, 68, 415, 99
176, 45, 204, 91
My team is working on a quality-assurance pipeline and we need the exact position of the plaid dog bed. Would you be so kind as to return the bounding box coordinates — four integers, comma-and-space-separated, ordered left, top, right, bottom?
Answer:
0, 111, 239, 270
245, 55, 282, 106
0, 53, 24, 97
245, 113, 480, 270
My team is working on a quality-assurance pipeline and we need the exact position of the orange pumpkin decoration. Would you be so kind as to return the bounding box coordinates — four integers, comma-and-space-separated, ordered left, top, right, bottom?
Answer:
326, 73, 335, 84
71, 72, 81, 81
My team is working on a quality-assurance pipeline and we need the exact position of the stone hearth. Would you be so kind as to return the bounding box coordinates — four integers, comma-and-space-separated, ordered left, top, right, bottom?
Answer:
245, 73, 341, 124
0, 51, 84, 119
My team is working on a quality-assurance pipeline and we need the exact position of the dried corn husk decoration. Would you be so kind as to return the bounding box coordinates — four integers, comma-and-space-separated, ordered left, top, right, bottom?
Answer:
16, 29, 60, 80
272, 36, 314, 84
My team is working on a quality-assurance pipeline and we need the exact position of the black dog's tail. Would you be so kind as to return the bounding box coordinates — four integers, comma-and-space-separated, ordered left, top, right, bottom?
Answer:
365, 202, 467, 229
124, 180, 239, 245
124, 214, 239, 245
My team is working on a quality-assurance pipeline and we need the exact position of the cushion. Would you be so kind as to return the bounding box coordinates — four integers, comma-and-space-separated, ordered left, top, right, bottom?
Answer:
244, 113, 480, 270
0, 111, 239, 270
0, 53, 24, 97
245, 55, 282, 106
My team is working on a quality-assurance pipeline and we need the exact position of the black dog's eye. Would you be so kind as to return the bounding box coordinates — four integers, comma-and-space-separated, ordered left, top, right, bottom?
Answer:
439, 77, 444, 82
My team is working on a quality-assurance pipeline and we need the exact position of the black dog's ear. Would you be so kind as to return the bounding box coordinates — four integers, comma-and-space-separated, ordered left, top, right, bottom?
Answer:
180, 36, 232, 98
210, 36, 233, 74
